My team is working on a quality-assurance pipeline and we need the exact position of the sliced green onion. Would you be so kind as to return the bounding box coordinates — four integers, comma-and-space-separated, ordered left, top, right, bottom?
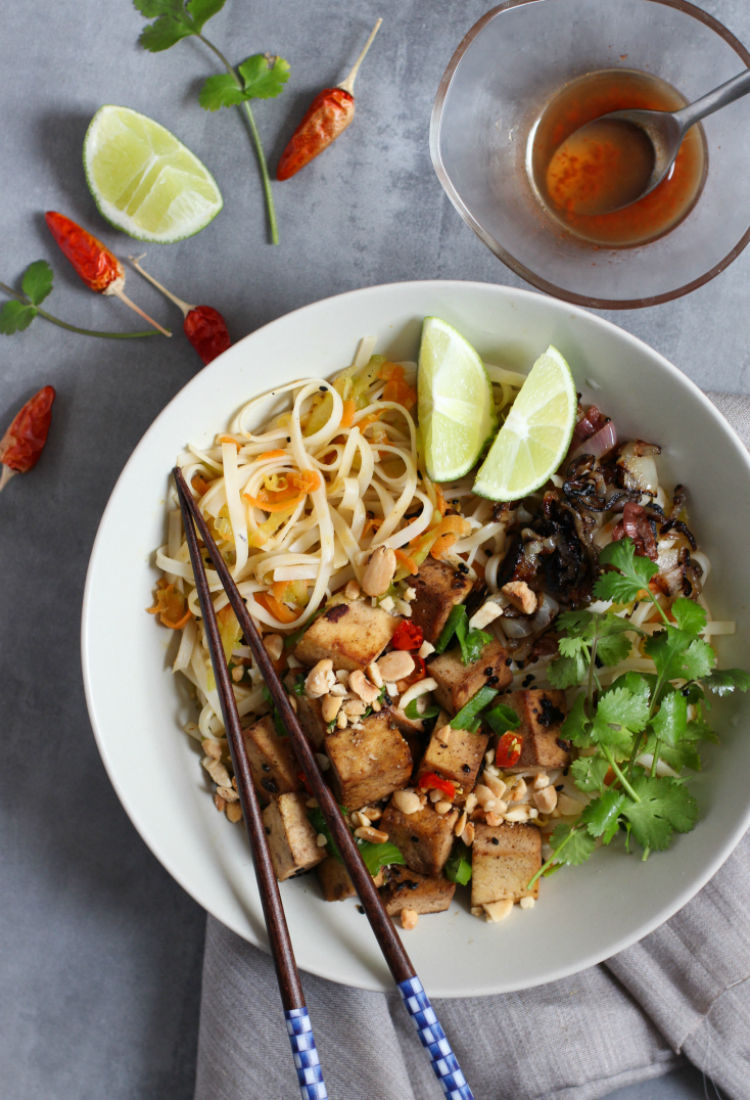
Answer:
451, 685, 498, 730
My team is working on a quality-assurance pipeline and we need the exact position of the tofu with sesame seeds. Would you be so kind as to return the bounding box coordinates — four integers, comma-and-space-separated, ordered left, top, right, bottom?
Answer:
416, 725, 489, 805
471, 822, 541, 908
324, 712, 412, 811
381, 865, 456, 916
503, 688, 570, 773
294, 595, 397, 671
427, 639, 512, 713
380, 801, 459, 877
407, 557, 474, 644
262, 791, 326, 882
242, 715, 301, 803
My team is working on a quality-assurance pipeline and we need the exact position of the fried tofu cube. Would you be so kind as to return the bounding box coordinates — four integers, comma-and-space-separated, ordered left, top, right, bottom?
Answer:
296, 694, 328, 750
294, 596, 397, 671
262, 791, 325, 882
316, 856, 357, 902
242, 715, 301, 803
408, 557, 474, 644
427, 639, 512, 714
381, 865, 456, 916
504, 688, 570, 773
380, 801, 458, 877
471, 822, 541, 908
417, 725, 489, 803
324, 712, 412, 810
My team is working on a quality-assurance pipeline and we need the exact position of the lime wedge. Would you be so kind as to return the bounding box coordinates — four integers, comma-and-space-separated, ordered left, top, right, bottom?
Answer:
418, 317, 497, 482
83, 106, 223, 243
473, 345, 576, 501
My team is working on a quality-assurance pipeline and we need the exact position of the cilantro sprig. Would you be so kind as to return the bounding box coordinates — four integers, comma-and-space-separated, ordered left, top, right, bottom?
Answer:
1, 261, 159, 340
133, 0, 290, 245
530, 537, 749, 887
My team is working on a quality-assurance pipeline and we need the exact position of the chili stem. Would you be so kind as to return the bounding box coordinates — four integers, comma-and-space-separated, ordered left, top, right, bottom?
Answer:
198, 33, 279, 245
0, 281, 161, 340
0, 465, 17, 492
128, 256, 193, 318
108, 286, 172, 337
338, 18, 383, 94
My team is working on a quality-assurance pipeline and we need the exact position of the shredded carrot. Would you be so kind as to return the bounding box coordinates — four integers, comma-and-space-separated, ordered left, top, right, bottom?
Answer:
377, 362, 417, 410
243, 469, 321, 512
363, 515, 384, 537
191, 473, 212, 496
255, 591, 299, 624
429, 515, 471, 560
147, 579, 193, 630
259, 449, 287, 461
271, 579, 290, 603
217, 434, 241, 449
357, 409, 385, 431
340, 399, 356, 429
434, 484, 447, 517
430, 533, 457, 560
395, 548, 418, 575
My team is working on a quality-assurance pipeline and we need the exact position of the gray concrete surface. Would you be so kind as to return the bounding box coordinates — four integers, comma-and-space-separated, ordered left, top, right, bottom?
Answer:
1, 0, 746, 1097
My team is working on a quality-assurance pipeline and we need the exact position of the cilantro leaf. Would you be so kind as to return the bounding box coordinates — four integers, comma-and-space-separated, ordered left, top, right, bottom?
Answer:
650, 689, 688, 748
548, 651, 588, 690
595, 538, 658, 604
621, 775, 698, 851
0, 300, 37, 334
445, 840, 472, 885
199, 73, 247, 111
591, 684, 648, 755
560, 694, 591, 746
596, 627, 635, 667
134, 0, 198, 51
683, 715, 719, 745
238, 54, 290, 99
703, 668, 750, 696
570, 754, 611, 794
186, 0, 226, 32
645, 628, 715, 686
549, 823, 596, 866
21, 260, 53, 306
582, 790, 626, 843
670, 598, 707, 636
642, 734, 702, 773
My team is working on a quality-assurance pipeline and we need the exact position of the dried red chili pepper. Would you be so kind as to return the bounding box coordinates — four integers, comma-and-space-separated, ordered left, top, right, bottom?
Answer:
130, 257, 231, 365
44, 212, 170, 336
277, 19, 382, 181
0, 385, 55, 492
418, 772, 456, 801
495, 731, 524, 768
391, 620, 424, 651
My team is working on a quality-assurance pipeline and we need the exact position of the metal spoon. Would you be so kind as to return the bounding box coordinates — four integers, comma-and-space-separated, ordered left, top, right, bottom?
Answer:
546, 67, 750, 216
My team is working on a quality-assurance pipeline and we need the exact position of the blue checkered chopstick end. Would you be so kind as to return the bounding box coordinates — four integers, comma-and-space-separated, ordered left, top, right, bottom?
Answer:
398, 977, 475, 1100
285, 1007, 328, 1100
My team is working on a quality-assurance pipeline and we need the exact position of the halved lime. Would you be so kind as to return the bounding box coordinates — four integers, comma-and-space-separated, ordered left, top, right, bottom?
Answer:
418, 317, 497, 482
83, 106, 223, 243
473, 345, 577, 501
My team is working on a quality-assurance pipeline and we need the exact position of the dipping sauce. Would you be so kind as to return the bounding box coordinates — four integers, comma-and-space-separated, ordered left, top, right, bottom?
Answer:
528, 69, 707, 247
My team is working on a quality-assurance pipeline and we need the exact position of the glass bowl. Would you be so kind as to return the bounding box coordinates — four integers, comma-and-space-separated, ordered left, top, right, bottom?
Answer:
430, 0, 750, 308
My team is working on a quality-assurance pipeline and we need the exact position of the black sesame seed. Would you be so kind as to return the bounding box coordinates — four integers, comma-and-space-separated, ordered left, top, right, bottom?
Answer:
457, 563, 469, 574
407, 881, 419, 890
462, 764, 471, 773
261, 763, 271, 773
484, 667, 494, 676
384, 694, 392, 706
356, 905, 365, 914
491, 837, 500, 846
261, 777, 279, 793
417, 471, 423, 480
505, 657, 513, 666
265, 826, 271, 835
411, 835, 420, 843
563, 768, 569, 776
488, 675, 499, 685
555, 784, 564, 791
319, 385, 326, 391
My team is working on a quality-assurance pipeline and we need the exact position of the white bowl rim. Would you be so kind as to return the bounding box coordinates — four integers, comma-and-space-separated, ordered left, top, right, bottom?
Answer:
81, 278, 750, 995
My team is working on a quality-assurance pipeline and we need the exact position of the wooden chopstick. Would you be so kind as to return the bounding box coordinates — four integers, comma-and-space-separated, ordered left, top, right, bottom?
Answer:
174, 475, 329, 1100
174, 467, 476, 1100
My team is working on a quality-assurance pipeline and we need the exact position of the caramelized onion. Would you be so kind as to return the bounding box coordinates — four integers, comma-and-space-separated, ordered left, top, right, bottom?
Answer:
569, 420, 618, 462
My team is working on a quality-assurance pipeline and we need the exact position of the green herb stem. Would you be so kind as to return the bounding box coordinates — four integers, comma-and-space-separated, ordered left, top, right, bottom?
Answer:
0, 282, 160, 340
198, 33, 279, 245
527, 826, 579, 891
601, 745, 641, 803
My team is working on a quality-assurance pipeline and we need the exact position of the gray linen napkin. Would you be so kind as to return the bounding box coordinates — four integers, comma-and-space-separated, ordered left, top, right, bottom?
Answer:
194, 393, 750, 1100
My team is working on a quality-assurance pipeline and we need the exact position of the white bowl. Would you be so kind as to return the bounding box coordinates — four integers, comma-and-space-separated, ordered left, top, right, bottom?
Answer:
82, 281, 750, 996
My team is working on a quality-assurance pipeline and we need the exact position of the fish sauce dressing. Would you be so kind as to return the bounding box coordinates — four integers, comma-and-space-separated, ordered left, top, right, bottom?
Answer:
527, 69, 707, 247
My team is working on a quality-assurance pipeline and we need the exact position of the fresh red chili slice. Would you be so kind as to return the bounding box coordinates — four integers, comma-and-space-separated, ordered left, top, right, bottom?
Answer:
391, 621, 424, 651
0, 386, 55, 492
418, 772, 456, 801
495, 731, 524, 768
